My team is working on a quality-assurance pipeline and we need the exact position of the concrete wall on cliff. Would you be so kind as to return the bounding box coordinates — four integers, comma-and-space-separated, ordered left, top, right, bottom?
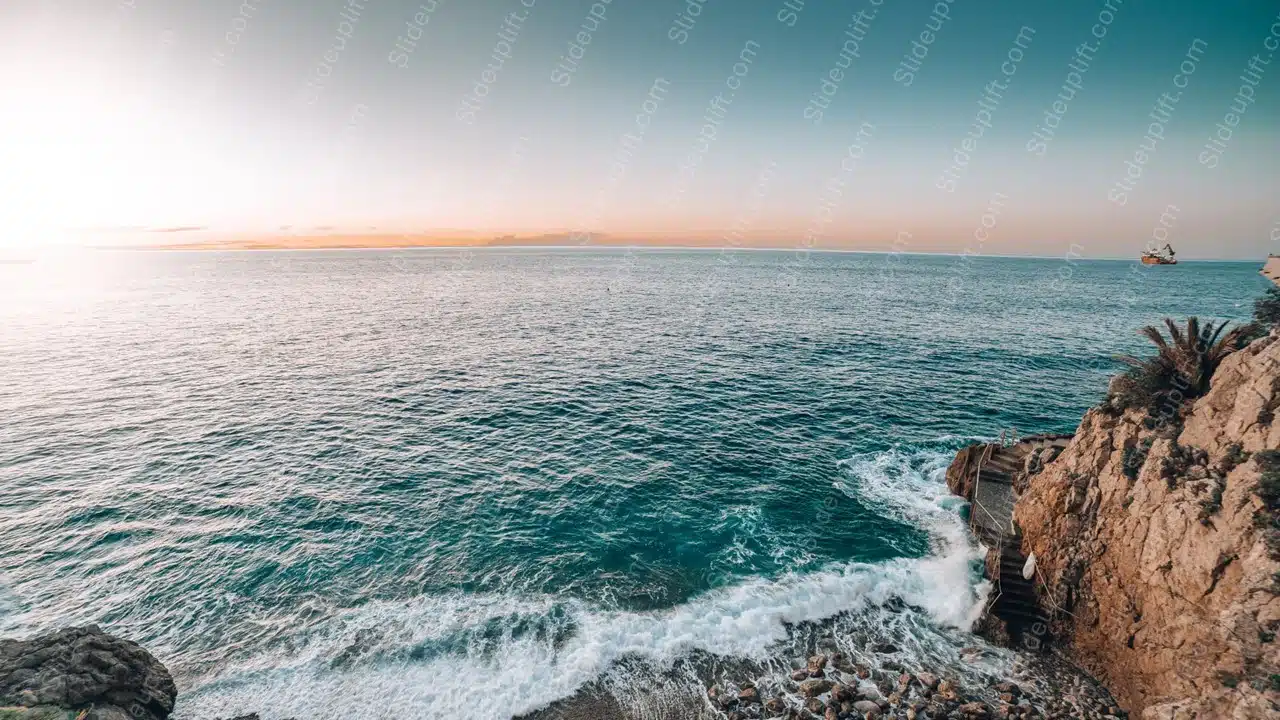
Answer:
1015, 333, 1280, 719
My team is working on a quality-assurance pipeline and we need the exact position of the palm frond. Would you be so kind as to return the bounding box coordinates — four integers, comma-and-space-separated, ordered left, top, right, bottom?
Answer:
1140, 325, 1168, 349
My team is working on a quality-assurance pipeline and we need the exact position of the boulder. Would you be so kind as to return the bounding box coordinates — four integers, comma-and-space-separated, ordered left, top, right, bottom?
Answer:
0, 626, 175, 720
797, 679, 831, 697
851, 699, 881, 718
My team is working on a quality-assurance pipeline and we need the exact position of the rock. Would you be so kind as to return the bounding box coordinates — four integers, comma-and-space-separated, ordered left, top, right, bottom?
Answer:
791, 669, 810, 682
851, 699, 881, 718
0, 626, 176, 720
957, 701, 990, 717
0, 709, 78, 720
804, 697, 825, 715
807, 654, 828, 673
738, 686, 759, 704
798, 679, 832, 697
856, 685, 882, 702
764, 697, 786, 716
993, 682, 1020, 697
823, 708, 837, 720
829, 684, 854, 703
916, 672, 939, 690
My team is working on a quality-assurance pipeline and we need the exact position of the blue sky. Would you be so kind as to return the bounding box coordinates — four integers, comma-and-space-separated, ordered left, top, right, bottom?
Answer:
0, 0, 1276, 257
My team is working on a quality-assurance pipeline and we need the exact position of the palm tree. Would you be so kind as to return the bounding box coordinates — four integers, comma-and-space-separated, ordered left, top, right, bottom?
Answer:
1118, 317, 1253, 402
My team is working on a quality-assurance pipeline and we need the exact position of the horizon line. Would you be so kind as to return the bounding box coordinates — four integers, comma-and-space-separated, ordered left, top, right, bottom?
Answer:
75, 243, 1274, 264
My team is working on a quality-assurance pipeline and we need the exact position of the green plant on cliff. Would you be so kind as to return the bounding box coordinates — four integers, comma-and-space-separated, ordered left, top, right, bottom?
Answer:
1111, 317, 1254, 414
1254, 450, 1280, 560
1122, 437, 1154, 481
1255, 285, 1280, 329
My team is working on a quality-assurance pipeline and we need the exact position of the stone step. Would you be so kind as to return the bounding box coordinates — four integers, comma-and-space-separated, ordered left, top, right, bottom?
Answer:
986, 457, 1023, 473
991, 593, 1044, 613
978, 469, 1013, 484
1000, 558, 1033, 573
995, 579, 1037, 595
992, 602, 1048, 622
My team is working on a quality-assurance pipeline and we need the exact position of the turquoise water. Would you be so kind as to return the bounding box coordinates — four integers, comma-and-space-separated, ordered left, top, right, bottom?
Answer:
0, 249, 1266, 718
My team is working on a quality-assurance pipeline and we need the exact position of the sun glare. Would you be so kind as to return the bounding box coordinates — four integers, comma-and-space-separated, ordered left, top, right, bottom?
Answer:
0, 47, 228, 249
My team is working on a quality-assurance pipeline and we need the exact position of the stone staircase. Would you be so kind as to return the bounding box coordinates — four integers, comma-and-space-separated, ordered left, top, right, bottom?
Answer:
965, 435, 1071, 650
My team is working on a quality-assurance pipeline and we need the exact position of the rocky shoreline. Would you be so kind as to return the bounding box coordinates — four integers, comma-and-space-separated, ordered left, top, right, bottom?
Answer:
693, 647, 1124, 720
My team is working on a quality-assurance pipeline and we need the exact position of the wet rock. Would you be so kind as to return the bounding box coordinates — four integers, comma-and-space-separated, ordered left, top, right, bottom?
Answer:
804, 697, 825, 715
871, 642, 898, 654
0, 626, 176, 720
764, 697, 787, 716
798, 679, 832, 697
855, 685, 882, 703
791, 669, 810, 682
916, 672, 939, 690
993, 681, 1020, 697
851, 699, 881, 718
957, 701, 991, 717
807, 654, 828, 674
738, 686, 760, 704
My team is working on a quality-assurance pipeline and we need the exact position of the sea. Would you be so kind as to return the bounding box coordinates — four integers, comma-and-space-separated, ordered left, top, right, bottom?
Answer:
0, 248, 1267, 719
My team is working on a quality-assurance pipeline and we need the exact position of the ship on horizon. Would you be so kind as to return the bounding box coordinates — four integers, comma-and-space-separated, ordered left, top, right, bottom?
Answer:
1141, 244, 1177, 265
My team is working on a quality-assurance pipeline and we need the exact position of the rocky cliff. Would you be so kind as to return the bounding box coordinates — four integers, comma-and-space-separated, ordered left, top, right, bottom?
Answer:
1013, 333, 1280, 718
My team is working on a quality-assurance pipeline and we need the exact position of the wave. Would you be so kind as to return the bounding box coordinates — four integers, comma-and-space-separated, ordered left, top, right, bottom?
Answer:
174, 448, 997, 720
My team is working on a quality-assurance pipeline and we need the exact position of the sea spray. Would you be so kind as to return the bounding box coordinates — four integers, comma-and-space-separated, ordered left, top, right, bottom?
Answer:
174, 449, 996, 719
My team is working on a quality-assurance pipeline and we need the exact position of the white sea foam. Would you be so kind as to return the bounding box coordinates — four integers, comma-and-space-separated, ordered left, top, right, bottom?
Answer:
174, 449, 994, 720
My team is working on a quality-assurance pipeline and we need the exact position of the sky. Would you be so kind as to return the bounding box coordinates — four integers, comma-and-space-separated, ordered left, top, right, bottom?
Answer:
0, 0, 1277, 258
